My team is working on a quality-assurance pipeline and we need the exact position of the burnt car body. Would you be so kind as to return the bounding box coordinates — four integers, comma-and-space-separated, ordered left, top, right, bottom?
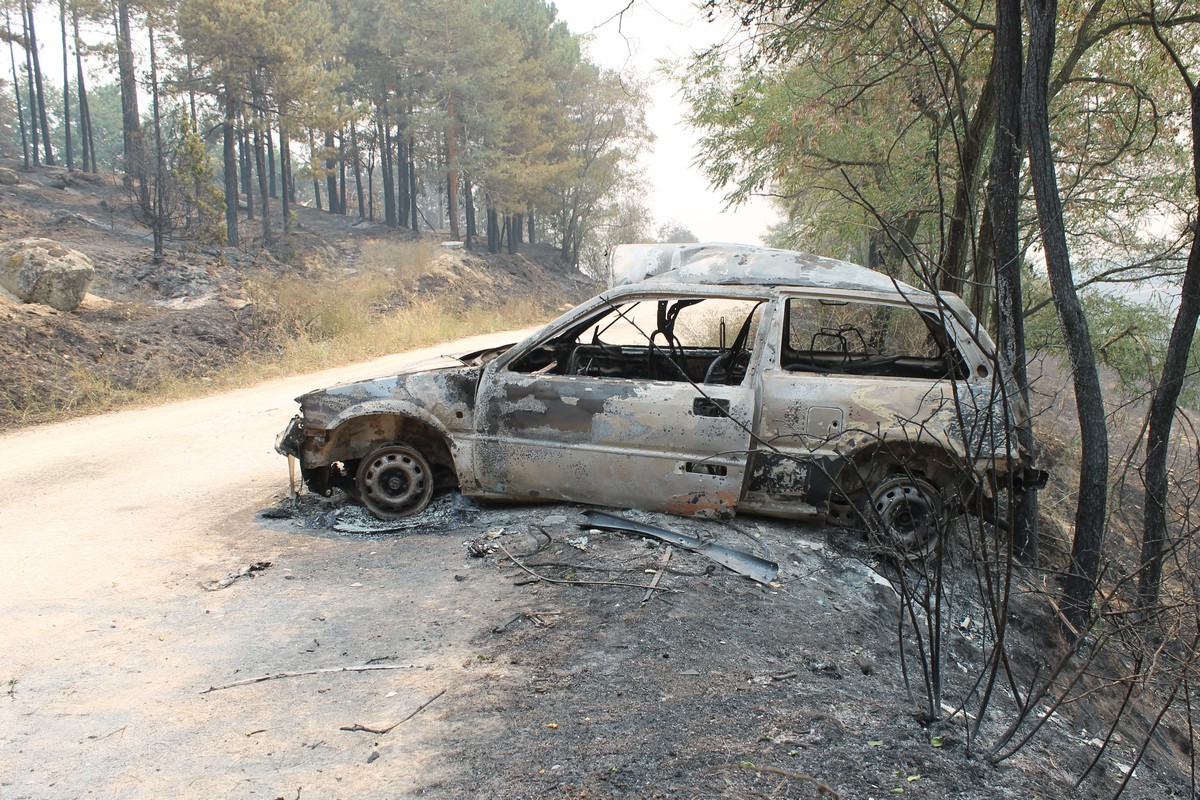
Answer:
276, 243, 1044, 551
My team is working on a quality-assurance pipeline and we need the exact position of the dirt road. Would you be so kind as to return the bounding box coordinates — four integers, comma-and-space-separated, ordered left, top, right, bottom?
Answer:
1, 330, 546, 799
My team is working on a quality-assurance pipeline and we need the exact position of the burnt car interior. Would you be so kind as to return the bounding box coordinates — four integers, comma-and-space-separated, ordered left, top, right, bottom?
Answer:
781, 298, 968, 381
508, 297, 767, 385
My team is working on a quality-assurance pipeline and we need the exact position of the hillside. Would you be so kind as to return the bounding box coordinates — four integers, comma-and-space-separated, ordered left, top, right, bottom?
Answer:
0, 158, 595, 428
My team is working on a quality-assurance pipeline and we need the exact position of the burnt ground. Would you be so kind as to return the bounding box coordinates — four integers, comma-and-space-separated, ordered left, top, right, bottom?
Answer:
0, 157, 593, 427
246, 489, 1190, 800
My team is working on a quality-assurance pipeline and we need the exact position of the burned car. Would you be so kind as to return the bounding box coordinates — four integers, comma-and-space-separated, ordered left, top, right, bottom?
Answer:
276, 243, 1044, 552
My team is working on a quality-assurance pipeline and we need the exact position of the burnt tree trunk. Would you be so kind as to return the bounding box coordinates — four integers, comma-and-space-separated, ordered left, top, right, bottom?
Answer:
309, 129, 322, 211
1024, 0, 1108, 634
6, 1, 29, 169
940, 75, 994, 297
324, 130, 339, 214
22, 0, 39, 167
58, 0, 71, 170
1139, 79, 1200, 609
115, 0, 139, 176
222, 90, 239, 247
408, 134, 418, 232
989, 0, 1038, 559
73, 7, 94, 172
280, 126, 292, 235
350, 123, 365, 219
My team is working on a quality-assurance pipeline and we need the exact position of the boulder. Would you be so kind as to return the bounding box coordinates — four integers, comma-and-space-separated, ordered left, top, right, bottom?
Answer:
0, 167, 19, 185
0, 238, 95, 312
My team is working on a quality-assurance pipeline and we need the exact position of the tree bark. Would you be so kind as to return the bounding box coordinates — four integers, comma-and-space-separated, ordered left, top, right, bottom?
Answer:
72, 6, 93, 172
22, 0, 39, 167
380, 117, 396, 226
939, 75, 994, 297
58, 0, 71, 170
324, 130, 339, 214
223, 90, 239, 247
989, 0, 1039, 560
1138, 80, 1200, 609
408, 134, 418, 232
308, 129, 322, 211
280, 125, 291, 235
446, 96, 459, 240
115, 0, 139, 176
26, 0, 52, 165
350, 123, 364, 219
1023, 0, 1108, 634
266, 125, 277, 199
252, 107, 271, 244
6, 1, 29, 169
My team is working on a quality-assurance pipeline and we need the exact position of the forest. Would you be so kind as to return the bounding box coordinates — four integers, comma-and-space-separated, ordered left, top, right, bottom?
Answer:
0, 0, 650, 266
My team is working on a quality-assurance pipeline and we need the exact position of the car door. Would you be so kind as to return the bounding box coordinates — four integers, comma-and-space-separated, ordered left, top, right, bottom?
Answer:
471, 294, 765, 518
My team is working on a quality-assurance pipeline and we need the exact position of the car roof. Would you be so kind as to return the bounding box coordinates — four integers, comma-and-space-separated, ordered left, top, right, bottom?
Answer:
608, 242, 927, 296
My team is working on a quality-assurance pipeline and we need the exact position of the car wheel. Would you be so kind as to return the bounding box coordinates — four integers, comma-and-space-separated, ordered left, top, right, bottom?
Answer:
864, 474, 944, 559
356, 444, 435, 519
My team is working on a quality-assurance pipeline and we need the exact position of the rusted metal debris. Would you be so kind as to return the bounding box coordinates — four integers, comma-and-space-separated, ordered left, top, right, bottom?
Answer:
582, 510, 779, 586
276, 243, 1047, 555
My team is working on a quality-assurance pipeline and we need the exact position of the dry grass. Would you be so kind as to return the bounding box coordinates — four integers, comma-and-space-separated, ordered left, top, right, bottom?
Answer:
12, 253, 554, 426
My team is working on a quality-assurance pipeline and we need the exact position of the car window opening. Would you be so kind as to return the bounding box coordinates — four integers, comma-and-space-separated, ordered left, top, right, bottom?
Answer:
781, 297, 968, 380
509, 296, 766, 385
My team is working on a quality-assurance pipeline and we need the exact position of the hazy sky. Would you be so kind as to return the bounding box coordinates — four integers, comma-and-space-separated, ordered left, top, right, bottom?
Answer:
552, 0, 779, 245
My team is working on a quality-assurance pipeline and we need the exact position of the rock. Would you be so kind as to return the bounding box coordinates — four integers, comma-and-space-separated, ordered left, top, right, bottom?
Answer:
0, 167, 19, 185
0, 238, 95, 312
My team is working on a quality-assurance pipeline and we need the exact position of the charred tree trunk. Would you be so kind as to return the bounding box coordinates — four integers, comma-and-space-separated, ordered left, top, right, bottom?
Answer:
397, 128, 409, 226
241, 122, 254, 220
1138, 79, 1200, 609
58, 0, 72, 170
266, 126, 277, 199
115, 0, 139, 176
1024, 0, 1108, 634
280, 126, 292, 235
464, 177, 476, 243
446, 97, 459, 240
408, 134, 418, 232
309, 129, 322, 211
324, 130, 339, 214
223, 90, 239, 247
26, 0, 53, 165
338, 128, 347, 215
253, 113, 270, 243
72, 7, 93, 172
22, 0, 39, 167
6, 2, 29, 169
350, 123, 365, 219
940, 75, 994, 297
527, 205, 535, 245
486, 205, 499, 254
379, 99, 396, 226
989, 0, 1038, 559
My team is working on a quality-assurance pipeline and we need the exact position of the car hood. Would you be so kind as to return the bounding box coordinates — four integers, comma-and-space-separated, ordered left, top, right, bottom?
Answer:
296, 356, 487, 430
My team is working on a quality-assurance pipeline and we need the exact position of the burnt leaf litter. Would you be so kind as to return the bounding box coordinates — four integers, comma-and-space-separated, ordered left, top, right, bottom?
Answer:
256, 490, 1173, 799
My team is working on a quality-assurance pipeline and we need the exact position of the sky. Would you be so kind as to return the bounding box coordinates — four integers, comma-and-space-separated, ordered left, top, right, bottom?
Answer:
551, 0, 779, 245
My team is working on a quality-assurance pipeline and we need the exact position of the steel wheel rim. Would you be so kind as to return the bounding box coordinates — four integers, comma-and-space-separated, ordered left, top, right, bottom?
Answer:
357, 445, 433, 518
868, 475, 943, 556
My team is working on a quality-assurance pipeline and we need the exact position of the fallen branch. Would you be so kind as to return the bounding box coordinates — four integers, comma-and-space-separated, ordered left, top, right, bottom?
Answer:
200, 664, 427, 694
200, 561, 272, 592
497, 542, 682, 594
340, 689, 447, 734
642, 546, 674, 604
720, 763, 840, 798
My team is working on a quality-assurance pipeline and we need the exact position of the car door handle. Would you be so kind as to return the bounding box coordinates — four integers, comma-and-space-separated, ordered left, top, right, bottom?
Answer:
693, 397, 730, 417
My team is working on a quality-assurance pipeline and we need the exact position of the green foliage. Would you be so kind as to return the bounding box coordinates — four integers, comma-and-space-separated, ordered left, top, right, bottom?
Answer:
169, 115, 225, 246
